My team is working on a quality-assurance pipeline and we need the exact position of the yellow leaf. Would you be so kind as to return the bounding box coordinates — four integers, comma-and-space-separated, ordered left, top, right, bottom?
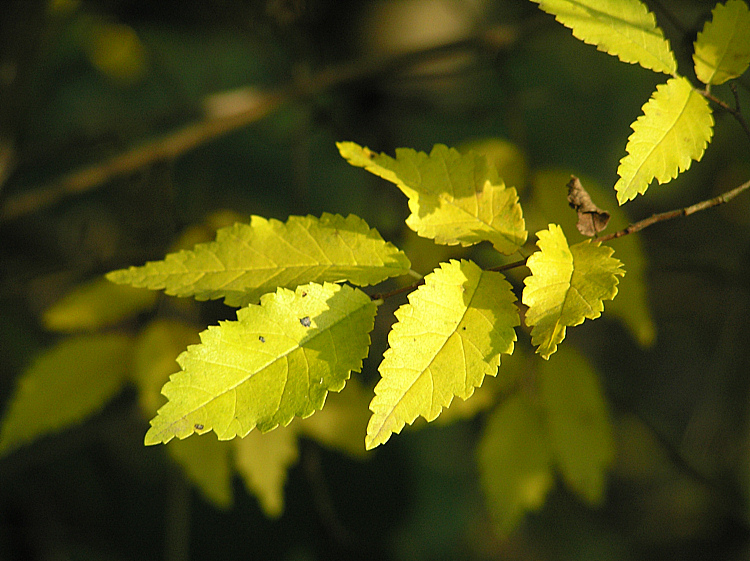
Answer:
694, 0, 750, 86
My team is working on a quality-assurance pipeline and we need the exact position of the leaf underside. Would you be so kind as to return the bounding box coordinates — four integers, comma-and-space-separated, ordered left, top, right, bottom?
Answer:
337, 142, 527, 255
366, 259, 519, 449
522, 224, 624, 359
615, 76, 714, 204
693, 0, 750, 86
107, 213, 410, 306
144, 282, 378, 445
530, 0, 677, 75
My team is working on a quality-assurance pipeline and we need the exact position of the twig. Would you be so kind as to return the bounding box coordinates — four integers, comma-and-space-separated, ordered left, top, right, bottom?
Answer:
0, 24, 522, 222
598, 178, 750, 243
701, 87, 750, 145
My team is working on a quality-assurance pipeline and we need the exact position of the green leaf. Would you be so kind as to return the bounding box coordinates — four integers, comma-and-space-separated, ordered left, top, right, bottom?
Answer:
0, 334, 133, 454
694, 0, 750, 86
527, 170, 655, 346
167, 433, 233, 508
366, 259, 519, 449
539, 346, 615, 504
234, 427, 299, 518
144, 282, 378, 445
615, 76, 714, 204
107, 213, 410, 306
42, 277, 157, 332
529, 0, 676, 75
478, 393, 554, 536
523, 225, 624, 359
296, 375, 371, 457
337, 142, 527, 255
131, 319, 201, 416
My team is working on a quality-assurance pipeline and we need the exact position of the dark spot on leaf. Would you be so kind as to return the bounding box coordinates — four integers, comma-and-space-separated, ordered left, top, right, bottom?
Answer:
567, 175, 610, 236
462, 326, 466, 330
300, 316, 311, 327
259, 335, 265, 343
194, 424, 204, 431
301, 292, 307, 297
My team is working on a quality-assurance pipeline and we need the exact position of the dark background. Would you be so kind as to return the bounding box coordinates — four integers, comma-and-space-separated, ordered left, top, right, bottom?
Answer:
2, 1, 750, 559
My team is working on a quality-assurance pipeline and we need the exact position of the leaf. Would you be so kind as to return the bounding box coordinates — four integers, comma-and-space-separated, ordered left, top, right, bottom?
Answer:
0, 334, 133, 454
529, 0, 676, 75
234, 427, 299, 517
366, 260, 519, 449
693, 0, 750, 86
477, 393, 554, 536
42, 277, 157, 332
131, 319, 201, 416
107, 213, 410, 306
167, 433, 233, 508
539, 346, 615, 504
337, 142, 527, 255
144, 282, 378, 445
566, 175, 610, 236
522, 224, 624, 359
528, 170, 655, 346
296, 375, 371, 457
615, 76, 714, 204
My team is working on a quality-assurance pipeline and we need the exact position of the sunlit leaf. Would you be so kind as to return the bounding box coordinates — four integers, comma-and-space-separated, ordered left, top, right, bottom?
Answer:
523, 224, 624, 359
234, 427, 299, 518
337, 142, 527, 254
527, 170, 655, 346
42, 277, 157, 333
693, 0, 750, 86
366, 260, 518, 449
144, 282, 378, 445
615, 77, 714, 204
539, 346, 615, 504
108, 213, 410, 306
530, 0, 676, 75
0, 334, 133, 454
167, 433, 233, 508
478, 393, 554, 536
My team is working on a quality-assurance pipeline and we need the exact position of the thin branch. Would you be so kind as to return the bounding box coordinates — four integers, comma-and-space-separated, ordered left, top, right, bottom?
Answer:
0, 24, 522, 222
702, 87, 750, 145
598, 178, 750, 243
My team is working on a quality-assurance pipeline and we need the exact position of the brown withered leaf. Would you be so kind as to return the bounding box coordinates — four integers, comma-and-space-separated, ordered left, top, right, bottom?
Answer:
567, 176, 610, 237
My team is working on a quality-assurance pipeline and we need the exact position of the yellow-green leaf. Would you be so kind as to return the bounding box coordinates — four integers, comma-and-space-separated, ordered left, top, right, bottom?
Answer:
527, 170, 655, 346
530, 0, 676, 75
615, 76, 714, 204
694, 0, 750, 86
144, 282, 378, 445
337, 142, 527, 254
366, 260, 519, 449
539, 346, 615, 504
42, 277, 157, 333
131, 319, 201, 416
0, 334, 133, 454
478, 393, 554, 536
234, 427, 299, 518
107, 213, 410, 306
167, 433, 233, 508
523, 225, 624, 359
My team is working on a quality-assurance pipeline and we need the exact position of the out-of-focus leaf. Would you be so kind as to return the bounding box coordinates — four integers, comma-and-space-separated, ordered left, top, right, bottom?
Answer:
42, 277, 157, 333
167, 433, 233, 508
234, 427, 299, 518
539, 345, 615, 503
478, 393, 555, 536
0, 334, 133, 454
